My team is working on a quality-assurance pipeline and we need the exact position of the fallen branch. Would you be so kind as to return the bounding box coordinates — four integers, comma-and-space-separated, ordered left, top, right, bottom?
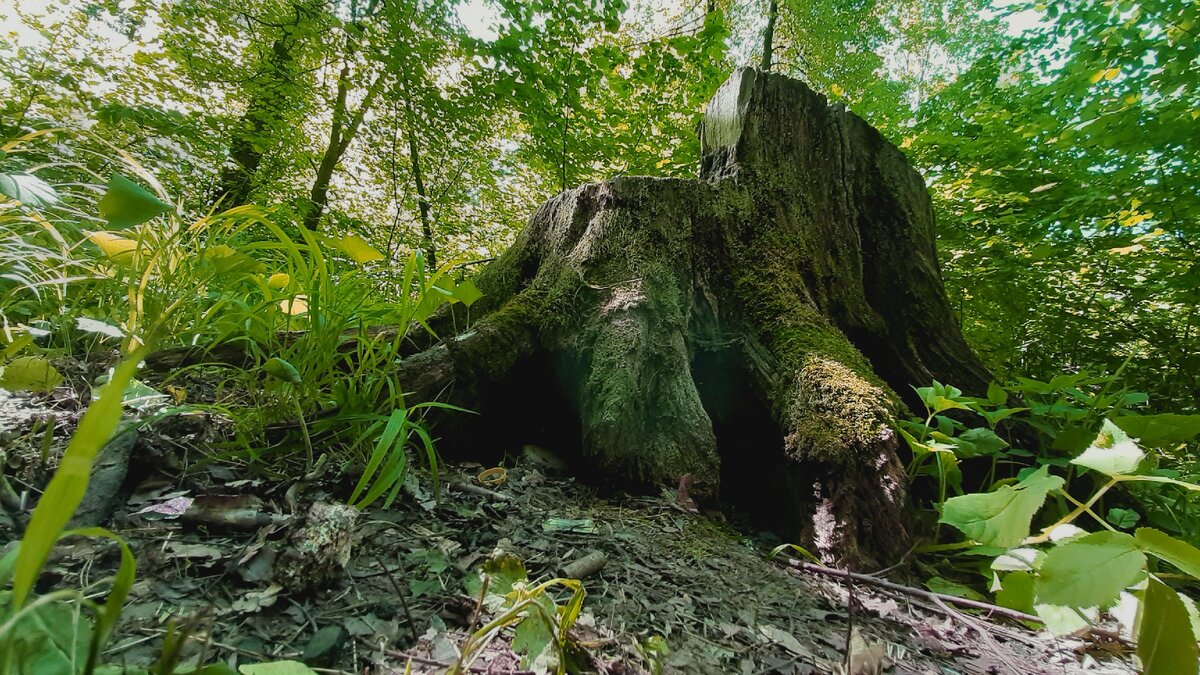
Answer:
782, 559, 1134, 646
784, 559, 1043, 624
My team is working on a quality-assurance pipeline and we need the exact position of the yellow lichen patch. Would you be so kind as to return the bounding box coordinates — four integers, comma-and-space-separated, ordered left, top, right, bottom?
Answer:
783, 356, 896, 464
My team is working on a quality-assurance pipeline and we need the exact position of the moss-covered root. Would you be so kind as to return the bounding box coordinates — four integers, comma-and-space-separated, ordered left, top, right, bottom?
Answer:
577, 281, 721, 497
769, 341, 911, 567
796, 447, 910, 568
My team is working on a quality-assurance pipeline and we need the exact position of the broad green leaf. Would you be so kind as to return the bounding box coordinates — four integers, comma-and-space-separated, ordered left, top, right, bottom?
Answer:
452, 279, 484, 307
11, 351, 144, 608
939, 465, 1064, 547
512, 596, 557, 669
482, 552, 527, 596
98, 174, 172, 228
1035, 603, 1096, 635
0, 172, 59, 207
980, 407, 1027, 426
954, 427, 1008, 458
263, 357, 302, 385
0, 355, 63, 392
332, 234, 385, 263
1071, 419, 1144, 476
932, 395, 969, 414
1138, 577, 1199, 675
995, 571, 1035, 614
1035, 531, 1145, 608
1106, 508, 1140, 529
239, 662, 319, 675
1136, 528, 1200, 579
1114, 414, 1200, 448
205, 245, 265, 275
8, 599, 91, 673
986, 381, 1008, 406
925, 576, 986, 601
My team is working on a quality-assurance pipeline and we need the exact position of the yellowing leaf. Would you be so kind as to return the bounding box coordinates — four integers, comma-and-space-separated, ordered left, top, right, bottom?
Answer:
333, 234, 384, 264
1108, 244, 1143, 255
88, 231, 138, 260
1104, 67, 1120, 81
830, 83, 844, 96
279, 295, 308, 315
267, 273, 291, 289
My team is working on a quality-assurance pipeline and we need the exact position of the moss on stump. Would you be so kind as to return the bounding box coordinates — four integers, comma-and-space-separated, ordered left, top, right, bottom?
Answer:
399, 68, 991, 568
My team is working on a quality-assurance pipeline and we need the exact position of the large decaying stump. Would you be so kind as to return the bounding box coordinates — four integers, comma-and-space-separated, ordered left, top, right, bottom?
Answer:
402, 68, 991, 567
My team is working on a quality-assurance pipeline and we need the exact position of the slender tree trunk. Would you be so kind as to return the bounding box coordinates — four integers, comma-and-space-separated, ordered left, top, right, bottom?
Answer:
760, 0, 778, 72
302, 64, 386, 231
211, 31, 298, 208
404, 96, 437, 268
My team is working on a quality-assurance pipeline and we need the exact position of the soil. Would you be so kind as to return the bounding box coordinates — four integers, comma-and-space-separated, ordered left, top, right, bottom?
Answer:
0, 382, 1138, 675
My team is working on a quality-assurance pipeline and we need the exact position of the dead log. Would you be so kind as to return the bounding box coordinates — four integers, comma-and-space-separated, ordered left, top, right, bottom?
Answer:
398, 68, 991, 568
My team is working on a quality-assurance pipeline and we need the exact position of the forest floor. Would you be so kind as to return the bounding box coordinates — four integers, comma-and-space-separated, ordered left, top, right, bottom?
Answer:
0, 376, 1139, 675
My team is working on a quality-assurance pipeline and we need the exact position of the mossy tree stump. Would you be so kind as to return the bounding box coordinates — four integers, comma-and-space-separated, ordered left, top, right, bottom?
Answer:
402, 68, 991, 567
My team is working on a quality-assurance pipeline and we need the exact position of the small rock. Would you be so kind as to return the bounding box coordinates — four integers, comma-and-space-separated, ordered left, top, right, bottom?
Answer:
70, 426, 137, 527
302, 624, 349, 667
273, 502, 359, 592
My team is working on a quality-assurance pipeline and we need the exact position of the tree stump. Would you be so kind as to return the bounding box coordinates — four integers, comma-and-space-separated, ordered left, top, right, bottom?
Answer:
403, 68, 991, 567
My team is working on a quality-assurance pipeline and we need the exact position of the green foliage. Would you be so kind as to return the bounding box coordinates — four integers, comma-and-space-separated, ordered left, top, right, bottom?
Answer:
1139, 576, 1200, 675
0, 351, 141, 673
938, 466, 1063, 548
453, 553, 587, 675
907, 377, 1200, 669
911, 0, 1200, 407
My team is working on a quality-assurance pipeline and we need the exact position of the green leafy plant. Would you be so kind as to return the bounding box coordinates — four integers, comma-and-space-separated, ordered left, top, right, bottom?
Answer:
934, 418, 1200, 673
0, 351, 143, 674
452, 554, 587, 675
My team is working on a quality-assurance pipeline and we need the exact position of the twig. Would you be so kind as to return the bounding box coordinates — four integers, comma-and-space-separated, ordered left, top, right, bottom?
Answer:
785, 560, 1040, 624
356, 637, 534, 674
381, 563, 420, 644
784, 560, 1133, 646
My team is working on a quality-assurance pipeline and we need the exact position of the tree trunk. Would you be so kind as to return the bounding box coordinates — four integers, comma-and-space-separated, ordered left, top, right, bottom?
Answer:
760, 0, 778, 72
211, 31, 298, 208
404, 96, 437, 268
404, 69, 991, 566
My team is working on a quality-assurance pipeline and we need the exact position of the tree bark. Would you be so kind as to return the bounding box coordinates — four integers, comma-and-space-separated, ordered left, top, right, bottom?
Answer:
760, 0, 778, 72
210, 25, 300, 208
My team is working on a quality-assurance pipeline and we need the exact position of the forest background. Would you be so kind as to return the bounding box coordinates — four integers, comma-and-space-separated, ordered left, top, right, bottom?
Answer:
3, 0, 1196, 412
